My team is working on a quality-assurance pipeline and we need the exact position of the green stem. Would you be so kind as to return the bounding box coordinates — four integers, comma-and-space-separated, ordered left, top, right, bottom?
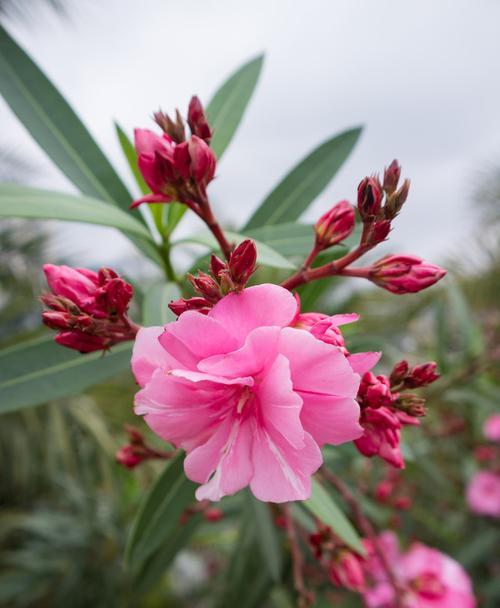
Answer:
159, 242, 177, 282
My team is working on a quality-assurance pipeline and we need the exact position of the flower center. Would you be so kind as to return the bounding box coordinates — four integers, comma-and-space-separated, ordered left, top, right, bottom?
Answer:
411, 573, 446, 599
236, 385, 254, 414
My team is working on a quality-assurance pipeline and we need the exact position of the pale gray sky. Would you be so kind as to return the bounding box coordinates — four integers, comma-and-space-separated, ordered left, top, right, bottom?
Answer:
2, 0, 500, 273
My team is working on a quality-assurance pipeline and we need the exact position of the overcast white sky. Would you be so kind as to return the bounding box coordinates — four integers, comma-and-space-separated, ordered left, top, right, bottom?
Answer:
2, 0, 500, 273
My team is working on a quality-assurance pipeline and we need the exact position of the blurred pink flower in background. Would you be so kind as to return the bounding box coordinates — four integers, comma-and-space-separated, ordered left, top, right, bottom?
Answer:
466, 470, 500, 518
483, 413, 500, 442
131, 284, 378, 502
363, 532, 476, 607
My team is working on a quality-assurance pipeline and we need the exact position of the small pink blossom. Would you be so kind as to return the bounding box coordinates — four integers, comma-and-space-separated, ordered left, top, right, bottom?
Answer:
363, 532, 476, 608
293, 312, 360, 355
484, 413, 500, 442
132, 284, 377, 502
329, 550, 366, 592
466, 470, 500, 518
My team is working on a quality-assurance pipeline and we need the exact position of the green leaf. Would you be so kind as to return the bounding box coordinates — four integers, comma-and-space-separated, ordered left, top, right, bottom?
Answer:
0, 24, 132, 212
125, 453, 196, 569
133, 514, 202, 594
207, 55, 264, 159
142, 282, 181, 326
244, 127, 362, 229
303, 477, 364, 554
165, 202, 187, 236
0, 336, 132, 413
245, 223, 315, 258
0, 184, 153, 240
175, 230, 295, 270
249, 495, 283, 583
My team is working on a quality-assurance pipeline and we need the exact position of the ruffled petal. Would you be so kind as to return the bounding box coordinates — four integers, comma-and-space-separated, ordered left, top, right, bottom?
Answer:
208, 284, 298, 346
348, 352, 381, 375
131, 326, 177, 387
278, 327, 360, 397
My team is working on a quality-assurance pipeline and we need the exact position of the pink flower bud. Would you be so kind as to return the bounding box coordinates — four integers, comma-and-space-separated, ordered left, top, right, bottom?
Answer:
229, 240, 257, 286
97, 278, 133, 316
389, 360, 409, 386
357, 177, 382, 219
365, 219, 392, 246
329, 551, 366, 592
405, 362, 439, 388
204, 507, 224, 523
43, 264, 99, 313
315, 200, 355, 248
42, 310, 73, 330
168, 296, 212, 316
358, 372, 393, 408
383, 159, 401, 194
134, 128, 177, 197
210, 254, 227, 279
188, 272, 222, 304
187, 95, 212, 143
55, 331, 108, 353
394, 496, 412, 510
375, 480, 394, 503
186, 135, 216, 186
369, 255, 447, 294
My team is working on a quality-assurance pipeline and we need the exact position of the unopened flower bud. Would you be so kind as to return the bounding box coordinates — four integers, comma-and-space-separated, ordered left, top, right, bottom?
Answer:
357, 176, 382, 219
383, 160, 401, 194
154, 108, 186, 143
124, 424, 145, 445
385, 178, 411, 219
188, 272, 222, 304
187, 135, 216, 187
369, 255, 446, 294
315, 200, 355, 249
358, 372, 393, 408
100, 278, 133, 316
187, 95, 212, 143
168, 296, 212, 316
365, 219, 391, 246
210, 254, 227, 280
229, 240, 257, 287
397, 393, 427, 417
116, 445, 145, 469
394, 496, 412, 510
42, 310, 73, 330
375, 480, 394, 503
390, 360, 409, 386
405, 362, 439, 387
329, 551, 365, 592
55, 330, 108, 353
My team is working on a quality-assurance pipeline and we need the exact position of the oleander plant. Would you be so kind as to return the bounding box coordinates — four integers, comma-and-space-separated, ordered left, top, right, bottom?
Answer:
1, 21, 499, 608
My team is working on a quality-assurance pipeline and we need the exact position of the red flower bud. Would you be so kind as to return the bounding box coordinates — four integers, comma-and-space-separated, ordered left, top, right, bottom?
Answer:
42, 310, 73, 330
168, 296, 212, 316
358, 372, 393, 409
383, 160, 401, 194
369, 255, 446, 294
357, 177, 382, 219
390, 360, 409, 386
210, 254, 227, 279
394, 496, 412, 510
99, 278, 133, 316
405, 362, 439, 387
229, 240, 257, 287
187, 95, 212, 143
55, 331, 108, 353
365, 219, 392, 246
188, 272, 222, 304
315, 200, 355, 249
116, 445, 145, 469
375, 480, 394, 503
187, 135, 216, 187
204, 508, 224, 523
154, 108, 186, 143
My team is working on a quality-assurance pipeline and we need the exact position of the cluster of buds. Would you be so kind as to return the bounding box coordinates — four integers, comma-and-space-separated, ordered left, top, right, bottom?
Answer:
169, 240, 257, 316
354, 360, 439, 468
314, 200, 356, 251
309, 525, 366, 593
358, 160, 409, 225
130, 95, 216, 209
41, 264, 137, 353
115, 424, 173, 469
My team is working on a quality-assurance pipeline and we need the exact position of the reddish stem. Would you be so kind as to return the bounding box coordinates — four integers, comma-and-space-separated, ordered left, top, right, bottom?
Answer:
320, 467, 406, 607
283, 504, 314, 607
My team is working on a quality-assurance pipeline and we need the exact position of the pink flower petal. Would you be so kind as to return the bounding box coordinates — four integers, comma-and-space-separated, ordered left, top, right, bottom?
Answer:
278, 327, 360, 396
299, 393, 362, 446
348, 351, 381, 375
208, 284, 298, 346
250, 427, 322, 502
131, 326, 177, 387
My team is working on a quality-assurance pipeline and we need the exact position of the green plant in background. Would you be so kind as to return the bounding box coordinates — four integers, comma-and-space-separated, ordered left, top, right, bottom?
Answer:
0, 19, 498, 608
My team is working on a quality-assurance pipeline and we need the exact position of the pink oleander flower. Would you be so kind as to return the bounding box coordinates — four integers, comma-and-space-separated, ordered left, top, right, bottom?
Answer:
131, 128, 216, 208
369, 255, 446, 295
363, 532, 476, 608
354, 406, 419, 469
132, 284, 379, 502
292, 311, 360, 356
466, 470, 500, 518
484, 413, 500, 442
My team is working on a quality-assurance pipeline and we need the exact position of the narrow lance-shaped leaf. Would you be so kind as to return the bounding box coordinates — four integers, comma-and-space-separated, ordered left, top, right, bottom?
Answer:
125, 452, 196, 569
0, 336, 133, 414
303, 477, 365, 554
0, 24, 162, 264
0, 184, 154, 240
249, 494, 283, 583
244, 127, 362, 229
207, 55, 264, 159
